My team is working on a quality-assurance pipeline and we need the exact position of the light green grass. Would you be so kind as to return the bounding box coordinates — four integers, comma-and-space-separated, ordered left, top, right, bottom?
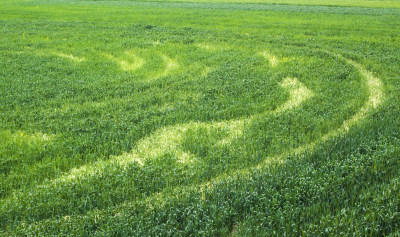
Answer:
130, 0, 400, 8
0, 0, 399, 235
63, 0, 400, 8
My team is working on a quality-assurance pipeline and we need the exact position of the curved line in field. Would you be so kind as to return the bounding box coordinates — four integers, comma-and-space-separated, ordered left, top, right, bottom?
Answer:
52, 52, 86, 63
17, 50, 86, 62
0, 131, 55, 144
202, 55, 384, 190
260, 51, 279, 67
121, 77, 312, 166
104, 51, 145, 72
4, 50, 381, 190
195, 43, 230, 51
151, 53, 179, 80
100, 55, 384, 217
46, 76, 313, 182
201, 66, 213, 77
5, 52, 384, 229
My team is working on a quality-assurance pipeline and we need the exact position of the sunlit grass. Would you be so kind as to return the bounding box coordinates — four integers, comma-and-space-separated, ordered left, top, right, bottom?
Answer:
105, 51, 145, 72
52, 52, 86, 63
131, 0, 400, 8
260, 51, 279, 67
152, 54, 179, 81
0, 0, 399, 235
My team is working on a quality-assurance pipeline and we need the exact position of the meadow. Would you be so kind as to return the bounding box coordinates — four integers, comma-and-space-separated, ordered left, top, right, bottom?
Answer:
0, 0, 399, 235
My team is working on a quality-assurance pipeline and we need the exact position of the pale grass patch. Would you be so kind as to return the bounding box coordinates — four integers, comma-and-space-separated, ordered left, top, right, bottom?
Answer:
105, 51, 145, 72
25, 50, 85, 62
214, 119, 246, 146
135, 125, 189, 160
61, 165, 93, 182
201, 66, 213, 77
276, 77, 314, 113
260, 51, 279, 67
195, 43, 228, 51
152, 54, 179, 80
114, 124, 193, 166
85, 100, 107, 108
175, 150, 197, 164
260, 51, 297, 67
187, 64, 214, 81
156, 103, 174, 113
117, 152, 144, 166
5, 131, 55, 144
52, 52, 86, 62
121, 51, 145, 71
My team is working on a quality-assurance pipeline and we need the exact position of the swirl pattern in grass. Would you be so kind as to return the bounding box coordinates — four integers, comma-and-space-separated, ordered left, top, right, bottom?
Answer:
0, 0, 399, 235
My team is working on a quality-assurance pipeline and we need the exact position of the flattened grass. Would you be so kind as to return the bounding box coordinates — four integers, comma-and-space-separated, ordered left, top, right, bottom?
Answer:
0, 0, 399, 235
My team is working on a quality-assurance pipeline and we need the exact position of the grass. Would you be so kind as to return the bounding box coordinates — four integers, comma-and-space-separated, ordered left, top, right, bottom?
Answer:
0, 0, 399, 235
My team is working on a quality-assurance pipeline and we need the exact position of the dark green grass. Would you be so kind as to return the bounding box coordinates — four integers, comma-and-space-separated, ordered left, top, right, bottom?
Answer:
0, 0, 399, 235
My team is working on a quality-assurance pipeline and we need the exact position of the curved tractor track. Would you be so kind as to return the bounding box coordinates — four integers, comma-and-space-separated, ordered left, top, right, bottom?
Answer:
0, 44, 384, 229
45, 48, 383, 182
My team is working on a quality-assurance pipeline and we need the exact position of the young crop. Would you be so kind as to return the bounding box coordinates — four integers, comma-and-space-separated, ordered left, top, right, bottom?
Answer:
0, 0, 399, 235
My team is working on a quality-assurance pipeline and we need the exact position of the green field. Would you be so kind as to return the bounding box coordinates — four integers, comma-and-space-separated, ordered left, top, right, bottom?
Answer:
1, 0, 399, 235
